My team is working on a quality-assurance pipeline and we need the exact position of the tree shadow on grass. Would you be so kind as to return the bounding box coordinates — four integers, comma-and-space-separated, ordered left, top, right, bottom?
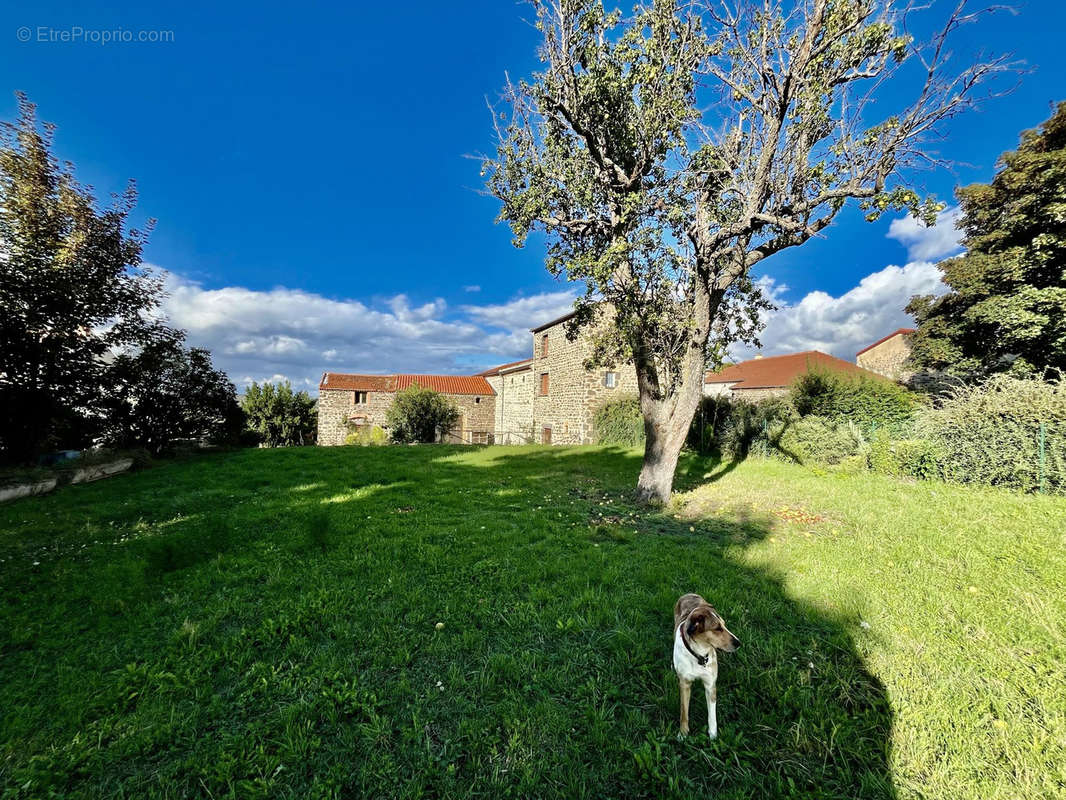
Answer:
0, 445, 895, 799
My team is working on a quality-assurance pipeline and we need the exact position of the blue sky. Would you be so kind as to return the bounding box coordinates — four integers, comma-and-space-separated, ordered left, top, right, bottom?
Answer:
3, 0, 1064, 389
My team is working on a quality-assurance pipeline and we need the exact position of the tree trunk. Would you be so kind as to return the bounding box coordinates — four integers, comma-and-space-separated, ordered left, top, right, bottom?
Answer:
635, 367, 706, 504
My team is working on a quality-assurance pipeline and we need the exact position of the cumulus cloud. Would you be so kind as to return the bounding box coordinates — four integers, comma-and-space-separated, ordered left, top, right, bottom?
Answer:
738, 260, 948, 361
158, 270, 577, 391
887, 206, 964, 262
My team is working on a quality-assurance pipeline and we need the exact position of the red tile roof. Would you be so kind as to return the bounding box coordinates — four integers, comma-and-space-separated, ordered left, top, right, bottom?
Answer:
704, 351, 885, 390
856, 328, 915, 357
476, 358, 533, 376
319, 372, 494, 396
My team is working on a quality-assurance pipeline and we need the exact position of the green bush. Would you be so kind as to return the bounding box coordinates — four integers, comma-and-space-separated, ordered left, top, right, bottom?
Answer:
345, 425, 388, 446
868, 433, 942, 480
593, 395, 645, 446
777, 415, 867, 465
696, 395, 797, 458
242, 381, 317, 447
791, 369, 917, 436
385, 384, 461, 444
915, 373, 1065, 493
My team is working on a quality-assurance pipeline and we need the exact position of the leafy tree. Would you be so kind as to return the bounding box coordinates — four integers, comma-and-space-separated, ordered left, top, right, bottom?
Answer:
99, 332, 243, 455
242, 381, 318, 447
0, 93, 163, 462
385, 383, 461, 444
486, 0, 1008, 502
908, 103, 1066, 380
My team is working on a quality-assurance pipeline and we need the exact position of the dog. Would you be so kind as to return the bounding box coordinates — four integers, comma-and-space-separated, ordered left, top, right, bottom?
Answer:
672, 593, 740, 739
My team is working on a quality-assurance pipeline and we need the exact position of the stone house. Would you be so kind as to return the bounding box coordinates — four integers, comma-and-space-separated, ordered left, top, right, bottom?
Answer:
317, 373, 495, 446
529, 311, 639, 444
317, 310, 907, 446
704, 351, 886, 401
856, 328, 914, 380
477, 358, 534, 444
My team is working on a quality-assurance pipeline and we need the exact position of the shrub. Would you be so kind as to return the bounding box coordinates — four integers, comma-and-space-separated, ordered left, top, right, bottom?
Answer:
915, 373, 1066, 493
791, 369, 917, 435
593, 395, 645, 446
868, 433, 942, 480
777, 415, 868, 465
345, 425, 388, 446
385, 384, 461, 444
700, 396, 798, 458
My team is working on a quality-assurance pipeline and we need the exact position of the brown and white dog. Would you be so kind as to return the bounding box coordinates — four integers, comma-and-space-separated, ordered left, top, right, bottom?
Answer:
672, 593, 740, 739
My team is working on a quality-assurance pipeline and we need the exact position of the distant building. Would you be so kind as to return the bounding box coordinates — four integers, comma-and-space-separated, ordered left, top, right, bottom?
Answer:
476, 358, 534, 444
856, 328, 914, 380
704, 351, 886, 401
317, 373, 495, 446
528, 311, 638, 444
317, 311, 905, 446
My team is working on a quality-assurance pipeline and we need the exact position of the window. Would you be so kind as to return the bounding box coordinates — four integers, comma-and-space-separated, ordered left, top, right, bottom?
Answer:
539, 373, 549, 395
353, 391, 368, 404
474, 396, 481, 404
541, 334, 549, 357
471, 431, 489, 445
603, 371, 618, 388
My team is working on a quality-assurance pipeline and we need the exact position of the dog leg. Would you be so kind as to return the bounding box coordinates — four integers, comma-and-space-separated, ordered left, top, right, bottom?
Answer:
705, 681, 718, 739
678, 678, 692, 737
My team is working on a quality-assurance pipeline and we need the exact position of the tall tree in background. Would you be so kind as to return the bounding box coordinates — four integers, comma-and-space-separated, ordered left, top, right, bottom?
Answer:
0, 93, 162, 461
486, 0, 1010, 502
908, 102, 1066, 379
242, 381, 318, 447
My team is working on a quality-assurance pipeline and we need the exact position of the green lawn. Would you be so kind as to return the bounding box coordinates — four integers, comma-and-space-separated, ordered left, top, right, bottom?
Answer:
1, 446, 1063, 799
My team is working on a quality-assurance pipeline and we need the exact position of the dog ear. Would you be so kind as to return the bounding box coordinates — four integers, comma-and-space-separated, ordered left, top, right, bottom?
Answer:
687, 611, 704, 635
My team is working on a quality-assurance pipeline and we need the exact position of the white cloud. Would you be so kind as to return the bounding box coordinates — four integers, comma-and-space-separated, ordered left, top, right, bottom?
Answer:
887, 206, 963, 262
463, 285, 481, 293
158, 270, 576, 391
739, 260, 947, 361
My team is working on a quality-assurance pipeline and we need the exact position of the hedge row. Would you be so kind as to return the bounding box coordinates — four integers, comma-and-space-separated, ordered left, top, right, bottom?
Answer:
594, 370, 1065, 494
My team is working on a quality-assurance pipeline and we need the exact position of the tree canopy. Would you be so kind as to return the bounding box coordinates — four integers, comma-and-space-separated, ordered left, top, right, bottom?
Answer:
242, 381, 318, 447
486, 0, 1008, 501
0, 93, 163, 460
385, 384, 462, 444
908, 102, 1066, 380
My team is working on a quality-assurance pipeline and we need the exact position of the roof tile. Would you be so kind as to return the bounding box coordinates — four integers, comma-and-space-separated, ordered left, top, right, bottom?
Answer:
705, 351, 886, 390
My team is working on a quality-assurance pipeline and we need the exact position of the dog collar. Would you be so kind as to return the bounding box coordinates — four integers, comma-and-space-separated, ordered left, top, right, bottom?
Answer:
679, 622, 710, 667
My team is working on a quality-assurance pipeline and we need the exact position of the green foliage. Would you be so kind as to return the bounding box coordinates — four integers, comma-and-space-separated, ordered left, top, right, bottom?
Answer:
344, 425, 387, 447
908, 103, 1066, 379
790, 369, 917, 435
915, 373, 1066, 493
242, 381, 317, 447
0, 94, 163, 462
868, 433, 943, 481
100, 334, 243, 455
593, 395, 645, 446
385, 383, 461, 444
777, 416, 868, 465
693, 395, 798, 459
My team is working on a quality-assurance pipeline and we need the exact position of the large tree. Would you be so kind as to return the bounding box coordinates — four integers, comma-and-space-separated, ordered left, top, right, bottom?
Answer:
0, 93, 162, 461
99, 331, 243, 455
486, 0, 1009, 502
242, 381, 318, 447
907, 102, 1066, 380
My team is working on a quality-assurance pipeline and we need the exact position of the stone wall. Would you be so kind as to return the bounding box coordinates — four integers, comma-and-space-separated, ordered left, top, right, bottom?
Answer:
318, 389, 495, 446
531, 317, 638, 445
730, 387, 788, 402
445, 393, 497, 444
486, 369, 535, 444
857, 333, 913, 380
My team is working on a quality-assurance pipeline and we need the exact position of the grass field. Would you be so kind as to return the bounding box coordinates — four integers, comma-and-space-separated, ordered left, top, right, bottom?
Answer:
1, 446, 1063, 799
